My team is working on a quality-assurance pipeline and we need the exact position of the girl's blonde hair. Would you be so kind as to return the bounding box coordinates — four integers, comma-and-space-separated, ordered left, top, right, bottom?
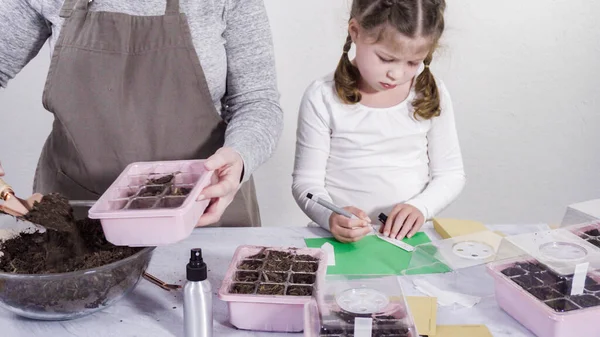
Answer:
334, 0, 446, 120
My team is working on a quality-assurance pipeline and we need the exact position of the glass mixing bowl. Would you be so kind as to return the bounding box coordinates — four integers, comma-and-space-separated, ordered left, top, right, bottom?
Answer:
0, 246, 154, 320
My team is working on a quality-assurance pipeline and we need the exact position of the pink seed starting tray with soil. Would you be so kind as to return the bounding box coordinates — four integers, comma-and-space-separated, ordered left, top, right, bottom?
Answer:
218, 245, 327, 332
89, 160, 213, 247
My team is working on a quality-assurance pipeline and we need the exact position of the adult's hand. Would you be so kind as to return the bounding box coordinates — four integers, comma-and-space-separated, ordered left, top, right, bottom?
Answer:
195, 147, 244, 227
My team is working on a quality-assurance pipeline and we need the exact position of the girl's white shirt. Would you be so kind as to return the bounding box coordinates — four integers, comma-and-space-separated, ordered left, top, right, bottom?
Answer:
292, 67, 465, 230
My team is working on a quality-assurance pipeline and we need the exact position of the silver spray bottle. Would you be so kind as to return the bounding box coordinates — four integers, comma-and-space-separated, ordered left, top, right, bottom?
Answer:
184, 248, 212, 337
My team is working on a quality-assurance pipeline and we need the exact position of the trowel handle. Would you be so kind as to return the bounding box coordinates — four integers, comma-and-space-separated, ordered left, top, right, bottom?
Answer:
0, 178, 15, 201
69, 200, 97, 207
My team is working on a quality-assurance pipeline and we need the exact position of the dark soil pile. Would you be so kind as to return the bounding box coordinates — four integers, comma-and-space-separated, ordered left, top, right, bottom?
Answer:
0, 193, 141, 274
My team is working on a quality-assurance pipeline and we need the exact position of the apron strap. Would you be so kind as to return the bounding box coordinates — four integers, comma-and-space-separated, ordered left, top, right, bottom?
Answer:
165, 0, 180, 15
59, 0, 90, 18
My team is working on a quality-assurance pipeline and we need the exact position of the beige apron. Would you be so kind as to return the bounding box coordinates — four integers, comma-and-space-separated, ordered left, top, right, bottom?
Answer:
35, 0, 260, 227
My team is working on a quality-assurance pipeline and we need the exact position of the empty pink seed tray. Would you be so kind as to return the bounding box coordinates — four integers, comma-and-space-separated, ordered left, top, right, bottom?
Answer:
487, 259, 600, 337
88, 160, 213, 246
218, 245, 327, 332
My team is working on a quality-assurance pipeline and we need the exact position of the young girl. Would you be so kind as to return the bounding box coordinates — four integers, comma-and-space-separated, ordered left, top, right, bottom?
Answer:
292, 0, 465, 243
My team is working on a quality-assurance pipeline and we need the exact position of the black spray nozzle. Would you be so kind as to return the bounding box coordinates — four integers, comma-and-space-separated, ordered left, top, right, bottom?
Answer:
187, 248, 207, 281
378, 213, 388, 223
190, 248, 203, 264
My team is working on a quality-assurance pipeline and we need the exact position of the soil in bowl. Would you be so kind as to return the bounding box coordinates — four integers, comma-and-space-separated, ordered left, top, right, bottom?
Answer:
22, 193, 75, 234
1, 194, 141, 274
0, 193, 145, 314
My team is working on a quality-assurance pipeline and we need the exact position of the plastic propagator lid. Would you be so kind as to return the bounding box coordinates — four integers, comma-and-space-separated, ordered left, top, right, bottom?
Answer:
402, 230, 515, 275
501, 228, 600, 275
303, 275, 417, 337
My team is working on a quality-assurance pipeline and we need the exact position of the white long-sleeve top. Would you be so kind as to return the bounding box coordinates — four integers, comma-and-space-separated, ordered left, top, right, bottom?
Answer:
292, 73, 466, 230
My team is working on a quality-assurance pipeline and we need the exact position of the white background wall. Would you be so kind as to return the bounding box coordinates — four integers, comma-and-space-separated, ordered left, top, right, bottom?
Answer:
1, 0, 599, 227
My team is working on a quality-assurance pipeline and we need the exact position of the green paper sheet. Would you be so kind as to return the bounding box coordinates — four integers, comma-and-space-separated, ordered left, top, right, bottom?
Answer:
304, 233, 450, 275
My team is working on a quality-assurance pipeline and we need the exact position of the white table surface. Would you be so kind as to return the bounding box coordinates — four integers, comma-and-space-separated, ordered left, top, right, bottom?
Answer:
0, 223, 551, 337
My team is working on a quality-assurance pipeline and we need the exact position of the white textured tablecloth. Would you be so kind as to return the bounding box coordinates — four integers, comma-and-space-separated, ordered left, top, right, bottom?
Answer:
0, 221, 550, 336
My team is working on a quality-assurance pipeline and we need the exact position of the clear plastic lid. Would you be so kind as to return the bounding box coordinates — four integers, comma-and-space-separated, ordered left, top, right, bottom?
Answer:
399, 225, 600, 314
560, 200, 600, 227
304, 275, 417, 337
402, 225, 600, 276
498, 226, 600, 276
402, 230, 511, 275
487, 223, 600, 314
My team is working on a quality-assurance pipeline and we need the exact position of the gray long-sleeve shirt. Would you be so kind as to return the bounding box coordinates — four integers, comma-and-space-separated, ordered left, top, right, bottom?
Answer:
0, 0, 283, 181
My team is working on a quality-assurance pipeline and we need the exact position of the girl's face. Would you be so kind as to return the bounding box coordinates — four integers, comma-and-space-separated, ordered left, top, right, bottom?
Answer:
349, 20, 432, 94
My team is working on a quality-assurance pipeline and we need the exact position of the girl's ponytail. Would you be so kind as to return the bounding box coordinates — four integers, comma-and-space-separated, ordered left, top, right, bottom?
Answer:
412, 52, 441, 120
334, 34, 362, 104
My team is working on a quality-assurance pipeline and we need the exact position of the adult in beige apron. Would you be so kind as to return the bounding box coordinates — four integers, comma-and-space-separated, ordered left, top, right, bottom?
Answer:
35, 0, 260, 227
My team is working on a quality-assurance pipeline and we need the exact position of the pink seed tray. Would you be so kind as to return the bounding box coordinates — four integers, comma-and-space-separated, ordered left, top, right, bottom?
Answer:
487, 259, 600, 337
218, 245, 327, 332
88, 160, 213, 246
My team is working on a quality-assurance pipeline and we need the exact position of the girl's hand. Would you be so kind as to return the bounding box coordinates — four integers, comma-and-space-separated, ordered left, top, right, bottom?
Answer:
195, 147, 244, 227
0, 161, 4, 176
382, 204, 424, 240
329, 206, 372, 243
